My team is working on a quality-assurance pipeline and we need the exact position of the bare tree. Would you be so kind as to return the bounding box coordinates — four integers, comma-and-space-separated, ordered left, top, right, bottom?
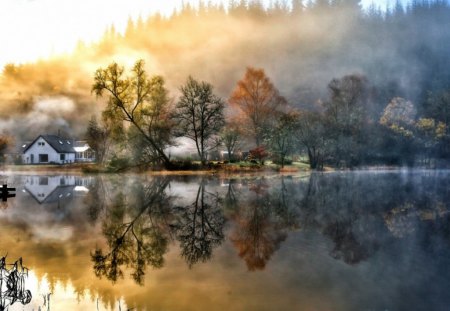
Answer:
173, 76, 225, 165
296, 111, 327, 170
220, 120, 242, 162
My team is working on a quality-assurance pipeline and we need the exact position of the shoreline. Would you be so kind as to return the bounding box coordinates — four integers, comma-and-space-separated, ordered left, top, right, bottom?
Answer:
1, 164, 448, 177
0, 163, 313, 179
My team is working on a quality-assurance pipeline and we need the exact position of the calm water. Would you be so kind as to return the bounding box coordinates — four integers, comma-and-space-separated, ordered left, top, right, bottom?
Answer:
0, 171, 450, 311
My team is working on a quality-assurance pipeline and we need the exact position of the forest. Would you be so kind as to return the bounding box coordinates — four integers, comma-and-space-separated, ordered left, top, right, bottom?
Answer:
1, 0, 450, 169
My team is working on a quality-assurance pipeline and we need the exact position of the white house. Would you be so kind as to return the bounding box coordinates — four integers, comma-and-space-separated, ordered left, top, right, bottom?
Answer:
22, 135, 95, 164
74, 141, 96, 162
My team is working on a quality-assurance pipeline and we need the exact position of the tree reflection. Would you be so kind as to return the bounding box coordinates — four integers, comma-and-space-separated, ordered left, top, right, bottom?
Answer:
171, 180, 225, 268
296, 172, 450, 265
91, 178, 172, 285
323, 221, 373, 265
84, 177, 107, 223
299, 173, 382, 265
230, 178, 290, 271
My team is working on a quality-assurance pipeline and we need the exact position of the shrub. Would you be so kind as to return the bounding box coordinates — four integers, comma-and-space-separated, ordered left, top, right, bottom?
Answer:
248, 146, 268, 164
107, 155, 130, 172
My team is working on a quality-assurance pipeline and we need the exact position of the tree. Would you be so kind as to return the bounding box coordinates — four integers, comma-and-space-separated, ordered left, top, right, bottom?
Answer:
265, 112, 298, 168
426, 90, 450, 125
229, 67, 286, 147
0, 135, 11, 164
249, 146, 269, 164
296, 111, 327, 170
173, 76, 225, 165
220, 121, 242, 162
85, 116, 111, 164
127, 75, 174, 166
379, 97, 417, 165
380, 97, 416, 137
415, 118, 448, 164
323, 74, 371, 167
92, 60, 173, 168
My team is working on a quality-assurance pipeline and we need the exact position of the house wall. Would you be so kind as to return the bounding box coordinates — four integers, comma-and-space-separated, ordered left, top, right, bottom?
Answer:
75, 149, 96, 162
23, 137, 75, 164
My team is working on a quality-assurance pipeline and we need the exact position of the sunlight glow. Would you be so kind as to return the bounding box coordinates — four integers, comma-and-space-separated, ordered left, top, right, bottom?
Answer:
0, 0, 409, 68
0, 0, 183, 67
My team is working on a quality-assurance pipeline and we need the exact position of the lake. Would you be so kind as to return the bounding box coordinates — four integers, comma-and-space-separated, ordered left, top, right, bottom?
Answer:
0, 170, 449, 311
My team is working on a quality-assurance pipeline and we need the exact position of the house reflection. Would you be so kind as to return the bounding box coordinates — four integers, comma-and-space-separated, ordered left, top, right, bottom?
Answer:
24, 175, 92, 204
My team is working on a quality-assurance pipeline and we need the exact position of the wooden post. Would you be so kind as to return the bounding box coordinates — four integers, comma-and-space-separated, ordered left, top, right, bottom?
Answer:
1, 185, 15, 202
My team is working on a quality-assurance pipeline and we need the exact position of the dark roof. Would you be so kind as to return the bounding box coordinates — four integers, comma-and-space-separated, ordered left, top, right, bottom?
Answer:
25, 185, 75, 204
23, 135, 76, 153
17, 141, 31, 153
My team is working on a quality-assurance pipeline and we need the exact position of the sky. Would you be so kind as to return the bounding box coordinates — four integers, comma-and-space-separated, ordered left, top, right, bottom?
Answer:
0, 0, 409, 68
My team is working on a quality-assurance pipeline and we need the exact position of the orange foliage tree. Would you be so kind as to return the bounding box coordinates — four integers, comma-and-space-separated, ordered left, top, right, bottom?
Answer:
229, 67, 286, 147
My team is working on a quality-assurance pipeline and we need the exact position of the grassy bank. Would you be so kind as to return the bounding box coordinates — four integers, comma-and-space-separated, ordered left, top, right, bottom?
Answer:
1, 161, 311, 176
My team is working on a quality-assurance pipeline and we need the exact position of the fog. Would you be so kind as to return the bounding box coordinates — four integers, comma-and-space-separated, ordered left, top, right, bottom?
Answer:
0, 0, 449, 144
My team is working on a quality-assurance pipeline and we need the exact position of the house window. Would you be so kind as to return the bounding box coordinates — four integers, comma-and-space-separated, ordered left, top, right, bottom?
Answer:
39, 177, 48, 185
60, 154, 65, 161
38, 142, 45, 146
39, 154, 48, 163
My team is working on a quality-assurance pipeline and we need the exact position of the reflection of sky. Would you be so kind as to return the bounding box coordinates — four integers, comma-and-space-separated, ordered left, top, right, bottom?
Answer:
0, 172, 449, 310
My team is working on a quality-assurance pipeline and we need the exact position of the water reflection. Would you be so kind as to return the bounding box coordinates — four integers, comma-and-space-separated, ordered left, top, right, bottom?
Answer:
171, 181, 224, 268
0, 171, 449, 310
24, 175, 91, 205
91, 178, 171, 285
230, 178, 291, 271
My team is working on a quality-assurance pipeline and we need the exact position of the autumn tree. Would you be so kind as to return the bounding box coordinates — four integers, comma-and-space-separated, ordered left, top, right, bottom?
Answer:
229, 67, 286, 147
126, 76, 174, 166
92, 60, 173, 168
173, 76, 225, 165
379, 97, 417, 165
380, 97, 417, 136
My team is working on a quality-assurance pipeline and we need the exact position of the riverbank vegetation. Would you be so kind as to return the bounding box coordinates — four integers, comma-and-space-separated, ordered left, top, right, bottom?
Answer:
1, 0, 450, 171
89, 61, 450, 172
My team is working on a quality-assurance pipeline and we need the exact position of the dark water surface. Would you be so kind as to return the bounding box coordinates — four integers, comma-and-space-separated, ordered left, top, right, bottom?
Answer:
1, 170, 449, 311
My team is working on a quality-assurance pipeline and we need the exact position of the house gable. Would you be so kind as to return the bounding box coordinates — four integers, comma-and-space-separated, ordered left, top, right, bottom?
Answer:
23, 136, 59, 154
22, 135, 77, 164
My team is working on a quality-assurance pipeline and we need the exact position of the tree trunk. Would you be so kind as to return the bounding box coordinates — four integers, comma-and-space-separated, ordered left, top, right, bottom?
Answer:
308, 148, 317, 170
